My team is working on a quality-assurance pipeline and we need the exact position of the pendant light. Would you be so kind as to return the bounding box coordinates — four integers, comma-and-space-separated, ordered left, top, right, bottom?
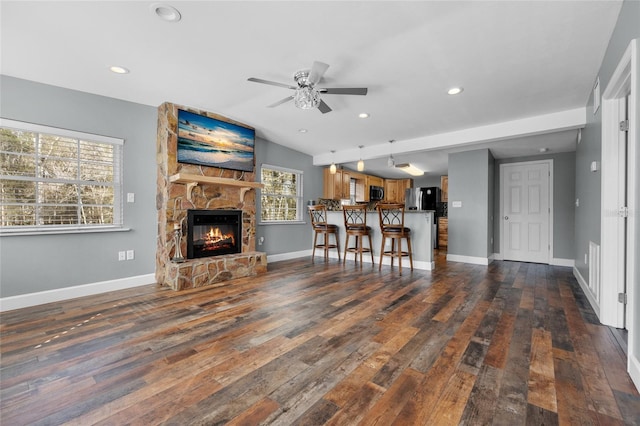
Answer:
329, 150, 337, 174
357, 145, 365, 172
387, 140, 395, 168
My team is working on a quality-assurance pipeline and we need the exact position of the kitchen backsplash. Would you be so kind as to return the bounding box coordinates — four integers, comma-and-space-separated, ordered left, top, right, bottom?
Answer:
436, 202, 448, 217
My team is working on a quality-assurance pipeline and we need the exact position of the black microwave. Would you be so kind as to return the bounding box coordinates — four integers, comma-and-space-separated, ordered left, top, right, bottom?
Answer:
370, 185, 384, 201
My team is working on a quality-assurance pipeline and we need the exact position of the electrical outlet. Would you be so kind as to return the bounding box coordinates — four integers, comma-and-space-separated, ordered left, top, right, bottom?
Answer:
258, 237, 265, 245
118, 251, 126, 261
127, 193, 135, 203
126, 250, 134, 260
576, 198, 580, 207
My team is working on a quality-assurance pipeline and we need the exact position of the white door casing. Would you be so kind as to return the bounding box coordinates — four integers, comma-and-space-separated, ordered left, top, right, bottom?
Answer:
500, 160, 552, 264
600, 38, 638, 390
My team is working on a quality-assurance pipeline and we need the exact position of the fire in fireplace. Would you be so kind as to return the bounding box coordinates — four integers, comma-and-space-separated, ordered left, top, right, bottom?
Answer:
187, 209, 242, 259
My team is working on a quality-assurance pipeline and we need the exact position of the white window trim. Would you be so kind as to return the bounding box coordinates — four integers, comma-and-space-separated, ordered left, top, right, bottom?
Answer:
259, 163, 305, 225
0, 118, 125, 236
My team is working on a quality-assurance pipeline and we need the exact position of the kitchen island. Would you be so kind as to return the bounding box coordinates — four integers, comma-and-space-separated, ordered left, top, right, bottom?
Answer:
321, 210, 435, 270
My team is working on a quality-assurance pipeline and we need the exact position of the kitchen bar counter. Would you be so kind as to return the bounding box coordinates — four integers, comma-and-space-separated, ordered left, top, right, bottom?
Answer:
321, 211, 435, 270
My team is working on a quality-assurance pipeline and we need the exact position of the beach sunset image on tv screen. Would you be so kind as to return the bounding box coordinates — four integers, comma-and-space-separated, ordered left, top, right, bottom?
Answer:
177, 109, 255, 172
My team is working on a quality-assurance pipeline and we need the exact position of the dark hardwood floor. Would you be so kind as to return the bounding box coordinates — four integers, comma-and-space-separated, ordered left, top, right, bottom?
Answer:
1, 256, 639, 425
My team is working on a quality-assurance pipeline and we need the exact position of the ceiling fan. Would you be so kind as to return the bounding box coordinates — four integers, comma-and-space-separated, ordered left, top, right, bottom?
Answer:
248, 61, 368, 114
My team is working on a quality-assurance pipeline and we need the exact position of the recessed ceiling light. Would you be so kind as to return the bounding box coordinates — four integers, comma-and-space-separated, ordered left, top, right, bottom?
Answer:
298, 128, 308, 133
109, 66, 129, 74
447, 87, 464, 95
358, 113, 370, 119
151, 3, 181, 22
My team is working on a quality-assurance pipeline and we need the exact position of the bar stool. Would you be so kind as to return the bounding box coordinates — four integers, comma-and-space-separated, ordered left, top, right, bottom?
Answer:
377, 203, 413, 274
308, 205, 340, 261
342, 205, 374, 266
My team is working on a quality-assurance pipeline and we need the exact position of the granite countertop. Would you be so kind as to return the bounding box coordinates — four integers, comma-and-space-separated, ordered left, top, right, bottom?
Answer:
315, 199, 435, 213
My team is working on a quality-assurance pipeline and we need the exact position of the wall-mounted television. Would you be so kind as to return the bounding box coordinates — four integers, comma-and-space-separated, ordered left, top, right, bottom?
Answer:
177, 109, 255, 172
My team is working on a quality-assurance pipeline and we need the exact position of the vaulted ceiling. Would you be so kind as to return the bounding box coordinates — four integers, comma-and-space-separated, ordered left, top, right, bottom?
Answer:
0, 1, 623, 178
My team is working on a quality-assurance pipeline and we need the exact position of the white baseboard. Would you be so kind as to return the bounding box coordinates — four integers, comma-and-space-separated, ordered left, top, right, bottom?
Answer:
0, 273, 156, 312
493, 253, 504, 260
446, 254, 493, 265
551, 258, 575, 267
573, 266, 600, 318
266, 249, 312, 263
629, 352, 640, 392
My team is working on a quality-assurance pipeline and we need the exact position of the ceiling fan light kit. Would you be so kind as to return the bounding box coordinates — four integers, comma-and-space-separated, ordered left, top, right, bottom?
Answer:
293, 86, 320, 110
248, 61, 368, 114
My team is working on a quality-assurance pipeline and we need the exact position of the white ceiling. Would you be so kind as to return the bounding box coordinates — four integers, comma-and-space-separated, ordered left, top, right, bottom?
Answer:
0, 1, 622, 178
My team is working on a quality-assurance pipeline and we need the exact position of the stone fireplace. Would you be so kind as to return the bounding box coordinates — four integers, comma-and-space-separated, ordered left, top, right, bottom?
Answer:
187, 209, 242, 259
156, 103, 266, 291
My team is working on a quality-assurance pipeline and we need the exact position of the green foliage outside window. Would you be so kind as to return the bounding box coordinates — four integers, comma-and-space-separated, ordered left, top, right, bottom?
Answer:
261, 166, 303, 222
0, 125, 121, 229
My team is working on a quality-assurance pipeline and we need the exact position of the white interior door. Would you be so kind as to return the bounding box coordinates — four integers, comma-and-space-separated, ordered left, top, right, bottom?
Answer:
600, 37, 638, 392
501, 161, 551, 263
618, 96, 629, 329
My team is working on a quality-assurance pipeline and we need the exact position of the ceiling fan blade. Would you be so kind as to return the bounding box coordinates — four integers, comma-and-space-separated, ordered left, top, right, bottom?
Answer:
317, 99, 332, 114
248, 77, 296, 90
267, 96, 294, 108
320, 88, 368, 95
308, 61, 329, 86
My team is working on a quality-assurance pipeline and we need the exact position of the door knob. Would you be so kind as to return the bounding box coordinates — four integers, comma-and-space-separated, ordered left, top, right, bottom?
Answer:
504, 216, 509, 220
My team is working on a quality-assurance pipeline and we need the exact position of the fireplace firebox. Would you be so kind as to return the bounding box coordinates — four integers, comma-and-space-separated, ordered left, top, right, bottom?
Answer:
187, 210, 242, 259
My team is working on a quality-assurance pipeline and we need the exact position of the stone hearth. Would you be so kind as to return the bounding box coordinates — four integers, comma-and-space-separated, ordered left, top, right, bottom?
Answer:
155, 103, 266, 290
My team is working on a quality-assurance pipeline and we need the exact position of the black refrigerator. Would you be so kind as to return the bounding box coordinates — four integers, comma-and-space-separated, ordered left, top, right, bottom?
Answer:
420, 187, 441, 211
420, 187, 441, 248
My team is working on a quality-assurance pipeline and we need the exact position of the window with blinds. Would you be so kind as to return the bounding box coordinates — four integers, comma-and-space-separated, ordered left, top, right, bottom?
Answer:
260, 164, 303, 223
0, 119, 123, 233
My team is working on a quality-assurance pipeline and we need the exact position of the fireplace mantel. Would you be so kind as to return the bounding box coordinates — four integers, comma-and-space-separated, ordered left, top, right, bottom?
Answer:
169, 173, 264, 202
157, 103, 266, 291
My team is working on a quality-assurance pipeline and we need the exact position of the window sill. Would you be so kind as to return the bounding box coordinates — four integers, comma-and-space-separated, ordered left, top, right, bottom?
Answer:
258, 221, 307, 226
0, 226, 132, 237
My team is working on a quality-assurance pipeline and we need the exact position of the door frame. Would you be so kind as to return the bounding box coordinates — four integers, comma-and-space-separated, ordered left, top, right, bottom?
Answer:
600, 38, 638, 388
499, 159, 554, 263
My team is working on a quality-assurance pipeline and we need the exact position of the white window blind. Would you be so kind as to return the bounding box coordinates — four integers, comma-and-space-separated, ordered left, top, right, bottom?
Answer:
260, 164, 303, 223
0, 119, 124, 233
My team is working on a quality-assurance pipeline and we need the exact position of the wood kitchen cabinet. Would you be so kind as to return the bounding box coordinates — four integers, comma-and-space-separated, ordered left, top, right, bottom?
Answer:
440, 175, 448, 202
367, 175, 384, 188
383, 178, 413, 203
384, 179, 398, 203
322, 169, 412, 203
438, 217, 448, 249
323, 168, 351, 200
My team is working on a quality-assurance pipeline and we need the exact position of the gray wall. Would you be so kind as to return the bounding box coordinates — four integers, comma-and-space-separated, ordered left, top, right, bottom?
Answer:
413, 174, 442, 188
448, 149, 493, 259
255, 137, 324, 255
0, 76, 157, 297
575, 0, 639, 356
494, 152, 576, 260
487, 152, 495, 255
0, 76, 324, 298
575, 0, 639, 279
